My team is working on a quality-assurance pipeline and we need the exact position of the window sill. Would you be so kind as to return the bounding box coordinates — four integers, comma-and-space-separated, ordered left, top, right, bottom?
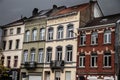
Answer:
79, 66, 85, 68
90, 66, 98, 68
90, 44, 98, 46
79, 45, 86, 47
103, 66, 112, 68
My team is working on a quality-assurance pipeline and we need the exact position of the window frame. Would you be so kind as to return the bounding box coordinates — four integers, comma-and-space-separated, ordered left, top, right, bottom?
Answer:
91, 32, 98, 45
80, 33, 86, 46
23, 50, 28, 63
56, 46, 62, 61
9, 40, 12, 50
40, 28, 45, 40
103, 52, 111, 67
38, 48, 43, 63
25, 30, 30, 42
66, 45, 73, 62
79, 53, 85, 67
104, 30, 111, 44
32, 29, 37, 41
57, 26, 63, 39
30, 48, 36, 62
14, 56, 18, 67
46, 47, 52, 63
17, 27, 21, 34
16, 39, 20, 49
10, 28, 13, 35
67, 24, 74, 38
48, 27, 53, 41
91, 53, 98, 67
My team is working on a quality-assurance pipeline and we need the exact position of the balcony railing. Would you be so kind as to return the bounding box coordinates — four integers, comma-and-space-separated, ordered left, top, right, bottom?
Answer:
24, 61, 37, 69
50, 60, 64, 72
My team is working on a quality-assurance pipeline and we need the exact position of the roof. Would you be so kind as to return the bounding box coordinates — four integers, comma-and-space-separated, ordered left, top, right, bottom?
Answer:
1, 17, 27, 28
50, 3, 90, 16
84, 13, 120, 27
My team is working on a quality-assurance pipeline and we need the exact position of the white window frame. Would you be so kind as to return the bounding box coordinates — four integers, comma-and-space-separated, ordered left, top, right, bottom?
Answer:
104, 53, 111, 67
79, 55, 85, 67
23, 50, 28, 63
32, 29, 37, 41
56, 47, 62, 61
104, 30, 111, 44
25, 30, 30, 42
38, 49, 43, 63
65, 71, 71, 80
91, 32, 98, 45
30, 49, 35, 62
66, 46, 72, 62
40, 28, 45, 40
48, 28, 53, 41
67, 24, 73, 38
57, 26, 63, 39
55, 71, 61, 80
46, 48, 52, 63
91, 55, 97, 67
80, 33, 86, 46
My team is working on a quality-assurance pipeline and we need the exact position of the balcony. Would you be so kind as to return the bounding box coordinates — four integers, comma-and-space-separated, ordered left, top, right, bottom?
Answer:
50, 60, 64, 72
24, 61, 37, 69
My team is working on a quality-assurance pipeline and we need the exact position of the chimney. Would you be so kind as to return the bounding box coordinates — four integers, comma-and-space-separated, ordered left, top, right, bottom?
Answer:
32, 8, 39, 16
53, 5, 57, 9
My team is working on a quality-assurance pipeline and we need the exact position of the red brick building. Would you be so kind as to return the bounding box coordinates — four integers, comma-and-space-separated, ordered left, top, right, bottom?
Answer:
76, 14, 120, 80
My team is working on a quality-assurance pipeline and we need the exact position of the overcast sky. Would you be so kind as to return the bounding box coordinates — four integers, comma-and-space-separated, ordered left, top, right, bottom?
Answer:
0, 0, 120, 25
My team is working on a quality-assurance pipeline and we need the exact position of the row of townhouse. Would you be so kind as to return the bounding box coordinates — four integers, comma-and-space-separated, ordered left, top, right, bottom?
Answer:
0, 0, 120, 80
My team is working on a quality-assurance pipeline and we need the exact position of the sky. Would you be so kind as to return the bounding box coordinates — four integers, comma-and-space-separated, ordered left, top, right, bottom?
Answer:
0, 0, 120, 25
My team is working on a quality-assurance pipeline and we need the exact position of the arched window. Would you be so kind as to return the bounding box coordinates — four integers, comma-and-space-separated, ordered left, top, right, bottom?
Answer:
91, 32, 98, 45
46, 47, 52, 62
40, 28, 45, 40
48, 27, 53, 41
104, 30, 111, 44
32, 29, 37, 41
30, 48, 35, 62
66, 45, 73, 62
67, 24, 73, 38
56, 46, 62, 61
23, 50, 28, 63
57, 26, 63, 39
103, 51, 111, 67
80, 33, 86, 46
25, 30, 30, 42
91, 52, 97, 67
38, 48, 43, 63
79, 53, 85, 67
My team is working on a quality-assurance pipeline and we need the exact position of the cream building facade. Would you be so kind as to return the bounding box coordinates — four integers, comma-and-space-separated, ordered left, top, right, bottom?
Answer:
1, 18, 25, 80
43, 2, 96, 80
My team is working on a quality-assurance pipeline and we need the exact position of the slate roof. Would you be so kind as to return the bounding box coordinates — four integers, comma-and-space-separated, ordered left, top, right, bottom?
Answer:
84, 13, 120, 27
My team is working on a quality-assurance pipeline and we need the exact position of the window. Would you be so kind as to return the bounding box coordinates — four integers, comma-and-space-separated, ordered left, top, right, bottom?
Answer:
30, 49, 35, 62
91, 32, 98, 45
38, 49, 43, 63
56, 47, 62, 61
14, 56, 18, 67
80, 33, 86, 46
55, 71, 60, 80
16, 39, 20, 49
23, 50, 28, 63
1, 57, 4, 65
32, 29, 37, 41
3, 29, 7, 36
7, 56, 11, 68
91, 52, 97, 67
25, 30, 30, 42
79, 53, 85, 67
104, 30, 111, 44
48, 28, 53, 40
66, 45, 72, 62
104, 52, 111, 67
65, 71, 71, 80
9, 40, 12, 50
46, 47, 52, 62
3, 41, 6, 50
40, 28, 45, 40
10, 28, 13, 35
17, 27, 21, 34
57, 26, 63, 39
67, 24, 73, 38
